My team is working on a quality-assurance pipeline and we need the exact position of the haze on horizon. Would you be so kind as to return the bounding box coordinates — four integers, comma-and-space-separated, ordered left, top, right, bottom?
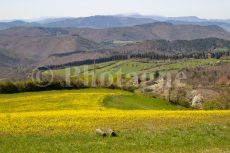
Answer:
0, 0, 230, 20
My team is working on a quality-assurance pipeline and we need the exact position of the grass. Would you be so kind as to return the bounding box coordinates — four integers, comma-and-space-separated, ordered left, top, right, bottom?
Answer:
103, 95, 178, 110
0, 88, 230, 152
1, 125, 230, 153
204, 98, 229, 110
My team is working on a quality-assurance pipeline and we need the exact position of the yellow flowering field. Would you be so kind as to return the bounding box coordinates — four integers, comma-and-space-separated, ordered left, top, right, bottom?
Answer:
0, 89, 230, 135
0, 89, 130, 113
1, 110, 230, 135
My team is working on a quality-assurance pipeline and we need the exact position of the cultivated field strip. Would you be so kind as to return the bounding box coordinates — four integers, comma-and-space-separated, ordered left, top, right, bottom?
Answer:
1, 110, 230, 135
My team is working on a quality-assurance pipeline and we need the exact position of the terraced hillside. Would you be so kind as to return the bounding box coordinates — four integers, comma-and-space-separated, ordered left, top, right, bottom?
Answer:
50, 58, 220, 78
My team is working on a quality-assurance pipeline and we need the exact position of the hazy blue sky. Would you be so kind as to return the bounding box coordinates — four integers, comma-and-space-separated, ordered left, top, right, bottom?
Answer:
1, 0, 230, 20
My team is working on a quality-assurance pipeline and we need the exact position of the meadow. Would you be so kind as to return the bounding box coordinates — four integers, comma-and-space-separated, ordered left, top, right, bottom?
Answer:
1, 89, 230, 153
50, 58, 221, 78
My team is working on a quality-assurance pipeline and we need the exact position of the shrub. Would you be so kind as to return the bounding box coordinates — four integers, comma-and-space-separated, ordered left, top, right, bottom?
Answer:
169, 86, 192, 108
204, 98, 230, 110
23, 80, 40, 92
0, 79, 88, 94
107, 83, 120, 90
122, 86, 138, 92
71, 79, 86, 89
0, 81, 18, 94
154, 71, 160, 79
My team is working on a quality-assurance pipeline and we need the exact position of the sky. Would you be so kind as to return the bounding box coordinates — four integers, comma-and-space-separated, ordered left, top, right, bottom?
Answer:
0, 0, 230, 20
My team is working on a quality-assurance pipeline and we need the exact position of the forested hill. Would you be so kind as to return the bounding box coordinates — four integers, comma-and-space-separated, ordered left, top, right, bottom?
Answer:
115, 38, 230, 55
42, 38, 230, 70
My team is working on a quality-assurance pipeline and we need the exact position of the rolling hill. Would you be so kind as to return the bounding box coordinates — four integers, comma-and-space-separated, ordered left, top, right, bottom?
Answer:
0, 27, 108, 78
0, 27, 106, 59
1, 22, 230, 43
125, 15, 230, 32
1, 22, 230, 79
1, 23, 229, 61
112, 38, 230, 55
67, 22, 230, 42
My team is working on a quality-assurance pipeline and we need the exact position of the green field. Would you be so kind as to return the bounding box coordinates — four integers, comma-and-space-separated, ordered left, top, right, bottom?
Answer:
1, 125, 230, 153
50, 58, 221, 78
103, 95, 180, 110
1, 89, 230, 153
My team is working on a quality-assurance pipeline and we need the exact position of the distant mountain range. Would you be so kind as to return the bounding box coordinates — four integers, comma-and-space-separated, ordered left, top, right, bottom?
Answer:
66, 22, 230, 42
0, 16, 155, 30
0, 15, 230, 31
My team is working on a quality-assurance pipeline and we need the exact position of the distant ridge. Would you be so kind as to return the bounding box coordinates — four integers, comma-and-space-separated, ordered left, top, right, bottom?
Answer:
42, 15, 156, 28
66, 22, 230, 42
1, 15, 230, 31
1, 22, 230, 42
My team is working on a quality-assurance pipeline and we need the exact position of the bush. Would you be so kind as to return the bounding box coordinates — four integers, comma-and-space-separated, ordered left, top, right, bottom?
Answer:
0, 77, 139, 94
0, 78, 88, 94
169, 86, 192, 108
122, 86, 138, 92
0, 81, 18, 94
71, 79, 86, 89
154, 71, 160, 79
23, 81, 40, 92
203, 98, 230, 110
107, 83, 120, 90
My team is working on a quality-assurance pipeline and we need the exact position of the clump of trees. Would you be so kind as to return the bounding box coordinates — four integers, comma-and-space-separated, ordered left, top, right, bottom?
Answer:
0, 78, 87, 94
0, 76, 139, 94
0, 81, 19, 94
